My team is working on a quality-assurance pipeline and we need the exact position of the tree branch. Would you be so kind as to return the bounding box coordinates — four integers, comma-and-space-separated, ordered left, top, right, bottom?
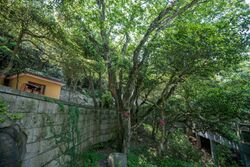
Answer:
24, 30, 50, 39
124, 0, 204, 105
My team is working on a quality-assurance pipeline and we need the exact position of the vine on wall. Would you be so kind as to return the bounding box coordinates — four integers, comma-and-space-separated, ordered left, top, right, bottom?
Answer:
45, 101, 81, 167
67, 105, 80, 166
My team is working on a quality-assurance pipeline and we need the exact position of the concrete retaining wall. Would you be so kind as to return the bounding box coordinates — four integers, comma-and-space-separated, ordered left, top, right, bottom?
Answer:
0, 86, 117, 167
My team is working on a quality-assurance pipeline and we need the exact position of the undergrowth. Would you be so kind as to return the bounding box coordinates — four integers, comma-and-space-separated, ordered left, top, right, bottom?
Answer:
80, 144, 209, 167
127, 146, 207, 167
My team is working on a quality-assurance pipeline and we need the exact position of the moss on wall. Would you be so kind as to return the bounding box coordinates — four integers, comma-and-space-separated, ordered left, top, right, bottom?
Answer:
0, 90, 117, 167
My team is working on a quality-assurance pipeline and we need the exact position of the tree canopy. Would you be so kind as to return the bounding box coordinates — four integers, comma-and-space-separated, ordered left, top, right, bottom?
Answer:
0, 0, 249, 154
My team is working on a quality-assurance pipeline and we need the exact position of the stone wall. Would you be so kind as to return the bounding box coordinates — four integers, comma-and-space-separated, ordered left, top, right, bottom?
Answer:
0, 86, 117, 167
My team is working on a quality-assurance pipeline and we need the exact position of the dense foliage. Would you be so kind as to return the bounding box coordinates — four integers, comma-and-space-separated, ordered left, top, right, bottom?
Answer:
0, 1, 249, 164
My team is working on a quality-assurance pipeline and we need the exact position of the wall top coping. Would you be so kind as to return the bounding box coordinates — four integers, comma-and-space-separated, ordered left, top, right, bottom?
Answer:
0, 85, 114, 111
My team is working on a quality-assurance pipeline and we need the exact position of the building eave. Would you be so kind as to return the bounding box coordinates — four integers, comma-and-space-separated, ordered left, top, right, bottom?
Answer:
7, 73, 65, 86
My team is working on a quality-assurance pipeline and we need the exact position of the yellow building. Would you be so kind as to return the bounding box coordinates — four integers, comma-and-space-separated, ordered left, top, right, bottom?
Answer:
4, 72, 64, 99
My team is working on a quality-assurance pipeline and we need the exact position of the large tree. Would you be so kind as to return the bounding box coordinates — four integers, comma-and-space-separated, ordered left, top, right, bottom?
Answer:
2, 0, 248, 154
51, 0, 249, 153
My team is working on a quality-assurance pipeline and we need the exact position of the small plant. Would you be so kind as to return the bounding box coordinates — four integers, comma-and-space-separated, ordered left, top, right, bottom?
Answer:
57, 101, 65, 111
0, 99, 22, 123
0, 99, 8, 123
43, 96, 54, 103
101, 91, 113, 108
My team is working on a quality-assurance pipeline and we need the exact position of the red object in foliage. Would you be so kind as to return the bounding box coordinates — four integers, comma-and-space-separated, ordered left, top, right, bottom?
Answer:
123, 112, 130, 118
159, 119, 166, 126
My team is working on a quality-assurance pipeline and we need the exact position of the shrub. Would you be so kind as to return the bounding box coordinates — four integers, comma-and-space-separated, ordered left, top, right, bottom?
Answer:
216, 144, 242, 167
165, 131, 202, 162
81, 151, 104, 167
128, 153, 157, 167
101, 91, 113, 108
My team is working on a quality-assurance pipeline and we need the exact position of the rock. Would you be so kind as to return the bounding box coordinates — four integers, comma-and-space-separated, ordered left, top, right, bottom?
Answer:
108, 153, 127, 167
0, 123, 27, 167
138, 138, 143, 142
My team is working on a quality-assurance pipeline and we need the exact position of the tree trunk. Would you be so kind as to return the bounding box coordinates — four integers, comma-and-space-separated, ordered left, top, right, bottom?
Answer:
114, 101, 132, 154
98, 72, 102, 91
158, 125, 166, 156
158, 108, 166, 156
116, 106, 124, 152
88, 75, 98, 108
151, 110, 157, 140
122, 111, 131, 154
